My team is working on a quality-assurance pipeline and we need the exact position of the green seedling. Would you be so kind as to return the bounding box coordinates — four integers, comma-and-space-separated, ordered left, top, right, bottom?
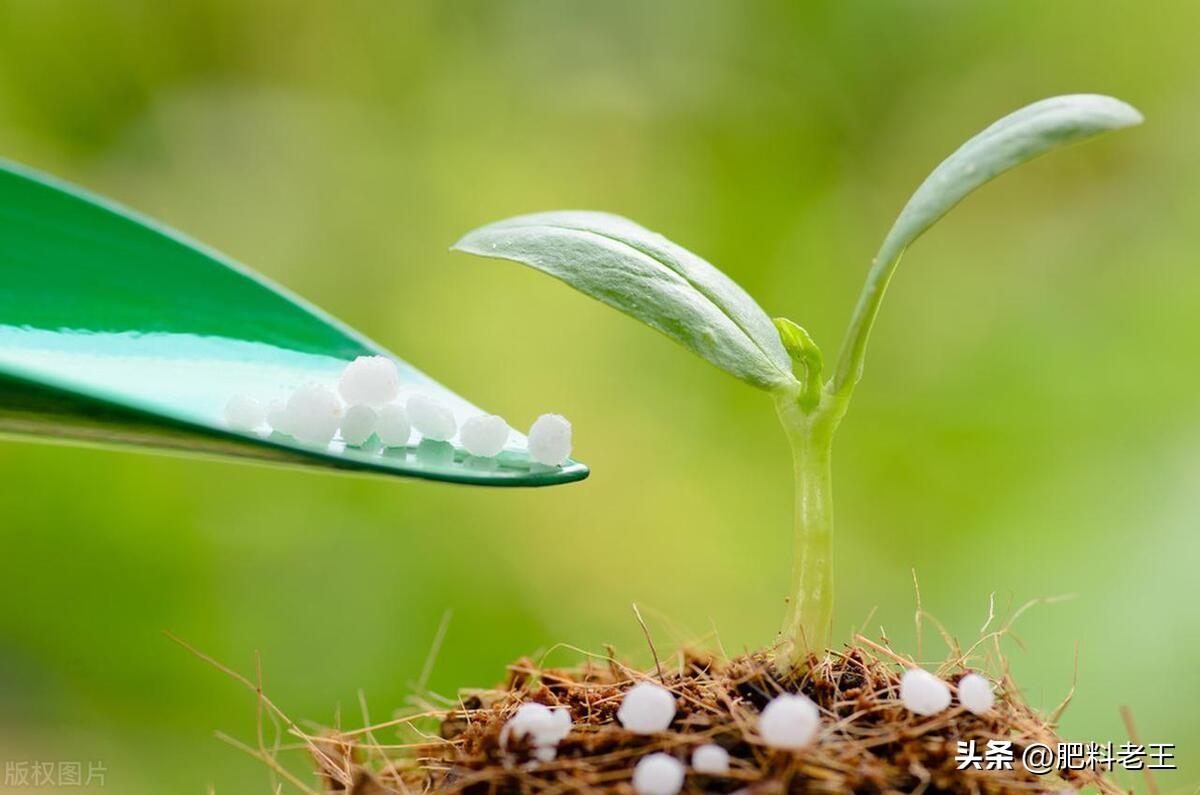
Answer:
453, 94, 1142, 667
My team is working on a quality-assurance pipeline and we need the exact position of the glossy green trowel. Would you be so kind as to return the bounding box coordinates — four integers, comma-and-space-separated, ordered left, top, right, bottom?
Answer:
0, 159, 587, 486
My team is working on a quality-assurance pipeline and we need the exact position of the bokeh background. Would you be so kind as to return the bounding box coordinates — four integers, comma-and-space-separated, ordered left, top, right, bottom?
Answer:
1, 1, 1197, 791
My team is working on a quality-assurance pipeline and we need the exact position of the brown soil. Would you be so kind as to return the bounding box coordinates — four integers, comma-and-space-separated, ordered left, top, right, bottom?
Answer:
292, 643, 1123, 795
180, 628, 1127, 795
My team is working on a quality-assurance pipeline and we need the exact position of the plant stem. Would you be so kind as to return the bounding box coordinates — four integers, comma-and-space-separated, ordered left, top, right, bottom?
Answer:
774, 389, 846, 669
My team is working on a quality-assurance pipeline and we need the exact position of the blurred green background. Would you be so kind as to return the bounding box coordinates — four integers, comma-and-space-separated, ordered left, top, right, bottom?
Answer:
0, 1, 1197, 791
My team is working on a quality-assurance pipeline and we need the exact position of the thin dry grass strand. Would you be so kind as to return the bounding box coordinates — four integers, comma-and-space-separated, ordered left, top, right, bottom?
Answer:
1120, 705, 1160, 795
255, 651, 291, 793
1047, 642, 1080, 727
165, 631, 352, 790
631, 603, 665, 681
215, 731, 319, 795
627, 603, 701, 653
980, 591, 997, 635
912, 568, 923, 660
707, 617, 730, 662
849, 604, 879, 643
416, 609, 454, 697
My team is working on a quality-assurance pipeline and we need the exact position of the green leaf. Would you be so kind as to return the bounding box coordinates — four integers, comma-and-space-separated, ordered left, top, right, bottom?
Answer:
453, 211, 799, 391
880, 94, 1142, 263
832, 94, 1142, 393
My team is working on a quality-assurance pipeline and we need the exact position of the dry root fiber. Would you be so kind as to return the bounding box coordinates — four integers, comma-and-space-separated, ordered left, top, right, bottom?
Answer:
272, 635, 1121, 795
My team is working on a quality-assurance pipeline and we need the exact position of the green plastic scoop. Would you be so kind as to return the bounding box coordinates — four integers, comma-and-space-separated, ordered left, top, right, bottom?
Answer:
0, 159, 587, 487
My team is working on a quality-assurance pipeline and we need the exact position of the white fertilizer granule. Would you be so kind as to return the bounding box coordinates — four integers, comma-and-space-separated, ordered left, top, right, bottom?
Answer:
632, 753, 685, 795
266, 400, 293, 435
375, 404, 411, 447
224, 394, 265, 431
759, 693, 820, 749
527, 413, 571, 466
957, 672, 995, 715
690, 743, 730, 774
900, 668, 951, 716
617, 682, 676, 734
406, 393, 456, 441
460, 414, 510, 457
338, 355, 400, 406
500, 702, 572, 762
286, 384, 343, 445
340, 405, 378, 446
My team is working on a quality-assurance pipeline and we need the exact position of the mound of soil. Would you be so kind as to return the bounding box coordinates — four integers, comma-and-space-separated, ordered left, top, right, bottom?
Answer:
303, 639, 1119, 794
